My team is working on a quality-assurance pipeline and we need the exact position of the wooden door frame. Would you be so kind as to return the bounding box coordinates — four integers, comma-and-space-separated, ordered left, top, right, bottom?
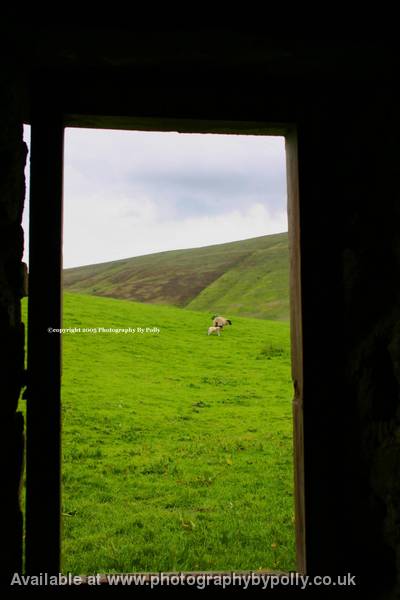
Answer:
25, 109, 64, 574
25, 115, 305, 574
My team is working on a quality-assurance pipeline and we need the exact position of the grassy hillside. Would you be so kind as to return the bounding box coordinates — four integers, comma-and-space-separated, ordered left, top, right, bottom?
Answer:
187, 234, 289, 320
63, 232, 289, 320
56, 293, 295, 573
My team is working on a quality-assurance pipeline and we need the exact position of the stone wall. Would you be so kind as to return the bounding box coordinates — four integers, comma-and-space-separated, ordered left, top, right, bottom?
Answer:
296, 87, 400, 597
341, 93, 400, 596
0, 70, 27, 580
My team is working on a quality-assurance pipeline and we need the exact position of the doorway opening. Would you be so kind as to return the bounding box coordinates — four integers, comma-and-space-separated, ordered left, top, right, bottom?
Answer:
25, 119, 304, 576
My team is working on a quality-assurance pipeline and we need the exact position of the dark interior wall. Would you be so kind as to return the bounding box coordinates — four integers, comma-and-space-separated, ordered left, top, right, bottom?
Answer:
0, 68, 27, 578
297, 87, 400, 593
343, 93, 400, 589
0, 29, 399, 596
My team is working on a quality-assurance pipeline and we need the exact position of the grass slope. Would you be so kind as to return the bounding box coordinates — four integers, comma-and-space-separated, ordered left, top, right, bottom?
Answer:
63, 232, 289, 320
187, 234, 289, 320
58, 292, 295, 574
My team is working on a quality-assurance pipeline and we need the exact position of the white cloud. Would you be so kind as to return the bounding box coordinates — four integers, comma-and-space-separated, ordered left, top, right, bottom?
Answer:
63, 196, 287, 267
22, 126, 288, 268
22, 125, 31, 264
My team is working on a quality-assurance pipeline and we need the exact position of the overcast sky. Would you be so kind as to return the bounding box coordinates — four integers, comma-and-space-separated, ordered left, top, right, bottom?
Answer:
23, 127, 287, 268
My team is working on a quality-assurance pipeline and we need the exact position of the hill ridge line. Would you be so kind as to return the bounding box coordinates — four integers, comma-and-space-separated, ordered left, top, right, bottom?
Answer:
63, 233, 284, 273
63, 232, 289, 321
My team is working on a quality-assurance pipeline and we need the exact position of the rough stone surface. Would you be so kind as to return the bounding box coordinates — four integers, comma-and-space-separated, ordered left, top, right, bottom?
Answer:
0, 69, 27, 580
297, 95, 400, 597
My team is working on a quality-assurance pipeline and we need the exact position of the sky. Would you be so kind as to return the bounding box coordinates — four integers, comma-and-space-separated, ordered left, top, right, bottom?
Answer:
22, 127, 287, 268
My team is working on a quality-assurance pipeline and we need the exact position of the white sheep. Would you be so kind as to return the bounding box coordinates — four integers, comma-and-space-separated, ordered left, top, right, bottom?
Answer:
211, 315, 232, 328
208, 325, 223, 336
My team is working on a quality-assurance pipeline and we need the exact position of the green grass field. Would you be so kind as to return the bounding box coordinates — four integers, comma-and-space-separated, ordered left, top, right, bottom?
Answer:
58, 292, 295, 574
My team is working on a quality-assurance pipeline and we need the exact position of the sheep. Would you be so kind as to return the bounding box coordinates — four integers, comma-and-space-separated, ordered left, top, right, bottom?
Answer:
208, 325, 223, 336
211, 315, 232, 328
